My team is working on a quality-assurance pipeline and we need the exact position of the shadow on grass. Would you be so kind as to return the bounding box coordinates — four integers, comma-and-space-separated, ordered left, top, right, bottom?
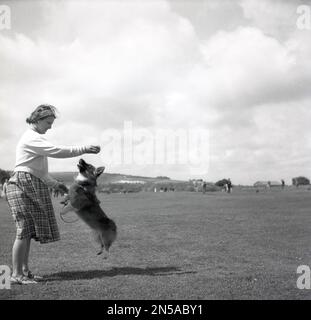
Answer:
45, 266, 196, 282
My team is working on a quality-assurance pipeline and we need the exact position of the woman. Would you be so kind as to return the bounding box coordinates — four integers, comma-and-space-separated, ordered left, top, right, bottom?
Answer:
6, 104, 100, 285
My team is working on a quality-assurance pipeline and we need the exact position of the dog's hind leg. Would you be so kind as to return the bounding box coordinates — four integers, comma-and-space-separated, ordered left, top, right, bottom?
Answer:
93, 231, 105, 256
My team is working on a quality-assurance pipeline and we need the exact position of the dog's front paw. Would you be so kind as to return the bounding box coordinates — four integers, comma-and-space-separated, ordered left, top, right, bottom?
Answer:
60, 194, 69, 205
60, 202, 75, 215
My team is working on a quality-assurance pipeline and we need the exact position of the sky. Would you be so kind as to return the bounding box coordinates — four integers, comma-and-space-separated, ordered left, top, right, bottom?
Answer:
0, 0, 311, 185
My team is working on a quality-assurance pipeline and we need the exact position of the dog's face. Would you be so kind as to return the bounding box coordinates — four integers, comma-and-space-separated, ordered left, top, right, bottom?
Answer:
76, 159, 105, 185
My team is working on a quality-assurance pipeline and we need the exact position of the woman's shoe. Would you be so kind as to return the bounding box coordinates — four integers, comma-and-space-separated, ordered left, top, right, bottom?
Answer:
10, 275, 38, 285
23, 271, 44, 281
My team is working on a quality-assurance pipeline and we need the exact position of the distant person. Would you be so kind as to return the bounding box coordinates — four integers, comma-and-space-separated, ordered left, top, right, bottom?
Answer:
227, 179, 232, 193
5, 104, 101, 285
1, 178, 8, 200
281, 179, 285, 189
222, 184, 227, 192
202, 182, 207, 194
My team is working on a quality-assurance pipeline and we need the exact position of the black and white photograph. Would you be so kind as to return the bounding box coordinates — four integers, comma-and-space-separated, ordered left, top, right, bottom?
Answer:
1, 0, 311, 306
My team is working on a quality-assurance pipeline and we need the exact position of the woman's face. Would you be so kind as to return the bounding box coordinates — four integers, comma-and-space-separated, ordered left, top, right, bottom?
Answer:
35, 116, 55, 134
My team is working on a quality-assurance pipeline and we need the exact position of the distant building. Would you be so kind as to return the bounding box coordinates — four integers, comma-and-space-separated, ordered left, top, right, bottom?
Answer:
189, 179, 204, 187
116, 180, 146, 184
254, 181, 282, 187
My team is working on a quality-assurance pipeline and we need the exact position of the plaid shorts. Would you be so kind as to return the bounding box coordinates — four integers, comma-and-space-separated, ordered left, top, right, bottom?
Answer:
6, 171, 60, 243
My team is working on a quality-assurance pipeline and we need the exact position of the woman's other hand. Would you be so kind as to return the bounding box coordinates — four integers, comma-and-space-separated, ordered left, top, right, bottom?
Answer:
54, 182, 69, 196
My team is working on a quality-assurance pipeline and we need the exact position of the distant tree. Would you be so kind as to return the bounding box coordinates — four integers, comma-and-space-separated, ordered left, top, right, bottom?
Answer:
215, 179, 230, 187
292, 176, 310, 187
156, 176, 170, 180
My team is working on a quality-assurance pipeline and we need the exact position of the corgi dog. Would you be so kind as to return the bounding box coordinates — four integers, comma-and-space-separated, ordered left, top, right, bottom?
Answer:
60, 159, 117, 256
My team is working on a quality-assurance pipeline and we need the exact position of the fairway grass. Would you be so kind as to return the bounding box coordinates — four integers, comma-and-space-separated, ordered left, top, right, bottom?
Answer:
1, 189, 311, 300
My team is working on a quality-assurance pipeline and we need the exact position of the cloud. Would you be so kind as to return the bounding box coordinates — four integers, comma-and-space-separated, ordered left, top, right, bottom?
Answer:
169, 0, 247, 39
202, 26, 311, 108
239, 0, 303, 39
0, 0, 201, 127
1, 0, 311, 184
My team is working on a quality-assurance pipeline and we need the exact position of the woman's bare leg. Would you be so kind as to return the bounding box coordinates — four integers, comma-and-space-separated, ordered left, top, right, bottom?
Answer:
22, 238, 31, 275
12, 238, 30, 278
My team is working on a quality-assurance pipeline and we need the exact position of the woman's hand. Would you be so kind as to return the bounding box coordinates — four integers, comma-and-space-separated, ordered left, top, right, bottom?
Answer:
54, 182, 69, 196
85, 145, 101, 154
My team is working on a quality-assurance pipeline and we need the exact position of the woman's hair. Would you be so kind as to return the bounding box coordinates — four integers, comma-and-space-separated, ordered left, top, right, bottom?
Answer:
26, 104, 58, 124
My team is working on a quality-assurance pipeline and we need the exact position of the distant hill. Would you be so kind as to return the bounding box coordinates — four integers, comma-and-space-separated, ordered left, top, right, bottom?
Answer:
50, 172, 184, 185
0, 168, 221, 193
49, 171, 220, 193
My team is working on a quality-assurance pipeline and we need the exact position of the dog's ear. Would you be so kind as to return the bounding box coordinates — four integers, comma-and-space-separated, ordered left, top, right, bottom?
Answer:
95, 166, 105, 177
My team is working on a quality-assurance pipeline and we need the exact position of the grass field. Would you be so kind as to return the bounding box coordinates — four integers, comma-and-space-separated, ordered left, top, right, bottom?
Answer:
1, 188, 311, 300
